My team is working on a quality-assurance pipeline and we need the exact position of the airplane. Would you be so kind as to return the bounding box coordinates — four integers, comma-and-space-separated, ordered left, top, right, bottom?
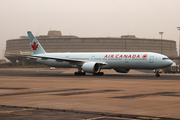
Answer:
27, 31, 173, 77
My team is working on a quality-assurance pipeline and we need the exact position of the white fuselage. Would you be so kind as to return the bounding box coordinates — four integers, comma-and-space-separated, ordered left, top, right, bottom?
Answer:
34, 52, 173, 69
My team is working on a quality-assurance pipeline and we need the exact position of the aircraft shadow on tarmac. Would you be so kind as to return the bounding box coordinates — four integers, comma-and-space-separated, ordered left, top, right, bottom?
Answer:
0, 70, 179, 80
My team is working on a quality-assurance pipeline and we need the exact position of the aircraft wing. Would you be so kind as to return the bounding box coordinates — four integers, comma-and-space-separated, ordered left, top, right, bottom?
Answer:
30, 55, 107, 66
6, 53, 107, 66
6, 53, 39, 61
6, 53, 31, 57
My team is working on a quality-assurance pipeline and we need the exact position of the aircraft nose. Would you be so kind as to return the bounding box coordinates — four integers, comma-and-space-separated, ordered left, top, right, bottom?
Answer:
168, 60, 173, 66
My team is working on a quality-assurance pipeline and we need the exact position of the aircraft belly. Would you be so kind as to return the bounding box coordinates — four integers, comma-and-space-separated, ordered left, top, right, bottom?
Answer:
107, 60, 130, 69
130, 61, 147, 69
107, 59, 160, 69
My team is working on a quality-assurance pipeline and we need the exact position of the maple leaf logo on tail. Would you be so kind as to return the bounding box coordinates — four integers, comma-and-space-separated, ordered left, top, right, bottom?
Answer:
31, 41, 38, 50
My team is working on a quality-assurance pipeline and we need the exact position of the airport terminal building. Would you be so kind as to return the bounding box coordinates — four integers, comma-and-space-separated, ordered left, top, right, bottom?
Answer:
5, 30, 178, 65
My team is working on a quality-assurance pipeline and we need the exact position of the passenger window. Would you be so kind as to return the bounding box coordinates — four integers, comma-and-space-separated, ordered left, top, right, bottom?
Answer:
162, 58, 169, 60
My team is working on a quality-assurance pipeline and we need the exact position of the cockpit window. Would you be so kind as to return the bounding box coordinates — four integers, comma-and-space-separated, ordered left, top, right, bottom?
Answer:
162, 58, 169, 60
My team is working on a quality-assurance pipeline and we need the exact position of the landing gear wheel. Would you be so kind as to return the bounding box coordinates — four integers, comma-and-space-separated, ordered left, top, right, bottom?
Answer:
155, 69, 161, 77
155, 73, 160, 77
93, 72, 104, 76
82, 72, 86, 75
74, 72, 86, 76
100, 72, 104, 75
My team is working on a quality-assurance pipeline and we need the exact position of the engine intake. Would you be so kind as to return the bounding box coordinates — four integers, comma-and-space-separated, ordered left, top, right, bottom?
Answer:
114, 69, 130, 73
82, 62, 100, 73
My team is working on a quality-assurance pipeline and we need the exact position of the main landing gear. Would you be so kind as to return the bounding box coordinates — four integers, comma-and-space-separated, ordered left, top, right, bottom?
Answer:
74, 71, 104, 76
74, 71, 86, 75
74, 68, 86, 76
74, 68, 104, 76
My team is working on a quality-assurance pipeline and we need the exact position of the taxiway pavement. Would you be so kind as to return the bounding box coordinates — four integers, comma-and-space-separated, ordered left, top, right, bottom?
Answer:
0, 68, 180, 120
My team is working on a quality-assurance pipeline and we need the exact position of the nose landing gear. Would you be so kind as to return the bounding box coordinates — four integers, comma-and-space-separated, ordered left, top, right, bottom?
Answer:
155, 72, 160, 77
155, 69, 160, 77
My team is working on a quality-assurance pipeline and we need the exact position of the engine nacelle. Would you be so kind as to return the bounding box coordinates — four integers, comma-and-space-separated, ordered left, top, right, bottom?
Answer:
114, 69, 130, 73
82, 62, 100, 73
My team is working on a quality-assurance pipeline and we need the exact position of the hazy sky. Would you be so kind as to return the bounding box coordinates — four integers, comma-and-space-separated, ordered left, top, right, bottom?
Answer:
1, 0, 180, 59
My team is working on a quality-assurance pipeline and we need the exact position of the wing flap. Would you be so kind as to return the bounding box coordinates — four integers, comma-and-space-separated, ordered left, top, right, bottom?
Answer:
6, 53, 107, 66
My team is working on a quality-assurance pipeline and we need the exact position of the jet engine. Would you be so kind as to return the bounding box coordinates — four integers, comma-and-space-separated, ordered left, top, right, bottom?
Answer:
114, 69, 130, 73
82, 62, 100, 73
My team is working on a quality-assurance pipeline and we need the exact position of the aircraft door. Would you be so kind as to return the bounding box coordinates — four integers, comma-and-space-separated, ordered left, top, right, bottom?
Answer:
125, 58, 128, 63
91, 56, 95, 61
149, 56, 154, 63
